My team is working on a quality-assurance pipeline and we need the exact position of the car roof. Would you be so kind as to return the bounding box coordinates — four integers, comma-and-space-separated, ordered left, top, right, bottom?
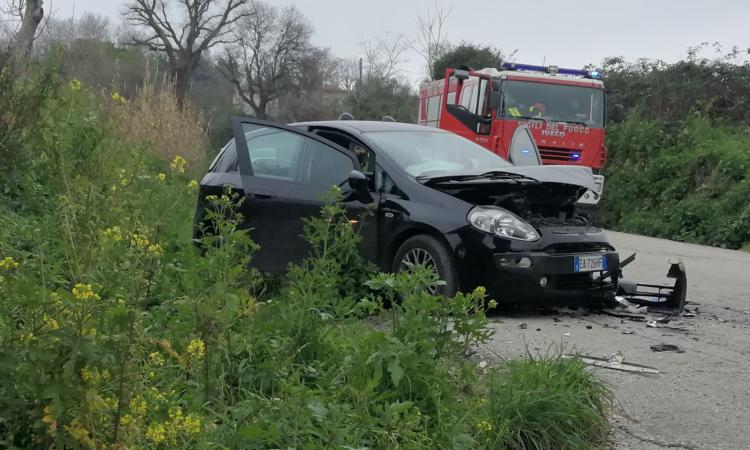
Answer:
291, 120, 449, 134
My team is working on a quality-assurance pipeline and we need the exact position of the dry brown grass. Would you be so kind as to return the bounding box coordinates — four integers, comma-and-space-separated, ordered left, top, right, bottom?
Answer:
106, 74, 210, 168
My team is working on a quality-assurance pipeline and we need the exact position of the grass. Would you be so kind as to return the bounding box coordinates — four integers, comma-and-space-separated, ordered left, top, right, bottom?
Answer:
483, 354, 613, 449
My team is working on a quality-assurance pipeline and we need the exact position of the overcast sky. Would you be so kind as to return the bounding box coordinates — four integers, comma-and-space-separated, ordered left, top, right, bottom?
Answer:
49, 0, 750, 83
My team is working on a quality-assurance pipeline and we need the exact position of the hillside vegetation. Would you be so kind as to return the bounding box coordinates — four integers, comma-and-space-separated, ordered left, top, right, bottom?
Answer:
598, 50, 750, 249
0, 66, 612, 449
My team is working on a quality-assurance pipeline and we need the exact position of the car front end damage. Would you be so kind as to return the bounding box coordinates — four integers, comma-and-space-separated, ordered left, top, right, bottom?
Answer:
449, 224, 621, 304
423, 166, 687, 308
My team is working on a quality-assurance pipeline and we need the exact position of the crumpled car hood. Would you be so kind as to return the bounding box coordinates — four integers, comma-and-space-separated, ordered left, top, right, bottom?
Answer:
420, 165, 597, 219
421, 165, 598, 192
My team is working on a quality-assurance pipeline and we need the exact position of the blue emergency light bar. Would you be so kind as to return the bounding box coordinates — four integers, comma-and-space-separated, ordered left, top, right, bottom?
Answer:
501, 62, 602, 79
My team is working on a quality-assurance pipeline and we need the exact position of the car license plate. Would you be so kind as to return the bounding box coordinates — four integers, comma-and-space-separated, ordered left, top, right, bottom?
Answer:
574, 255, 606, 272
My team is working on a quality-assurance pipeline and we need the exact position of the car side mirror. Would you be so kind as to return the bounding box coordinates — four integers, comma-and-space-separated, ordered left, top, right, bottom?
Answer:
347, 170, 373, 203
508, 125, 542, 166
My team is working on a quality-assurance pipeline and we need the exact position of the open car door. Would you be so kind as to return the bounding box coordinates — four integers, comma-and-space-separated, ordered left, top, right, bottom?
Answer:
231, 117, 367, 272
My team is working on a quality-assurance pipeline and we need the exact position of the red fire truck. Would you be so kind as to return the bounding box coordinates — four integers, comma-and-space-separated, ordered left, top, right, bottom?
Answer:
418, 63, 606, 203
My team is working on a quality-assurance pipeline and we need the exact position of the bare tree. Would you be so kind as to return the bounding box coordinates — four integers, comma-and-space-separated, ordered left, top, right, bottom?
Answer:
361, 33, 410, 82
413, 0, 451, 80
125, 0, 249, 105
2, 0, 45, 75
219, 0, 312, 120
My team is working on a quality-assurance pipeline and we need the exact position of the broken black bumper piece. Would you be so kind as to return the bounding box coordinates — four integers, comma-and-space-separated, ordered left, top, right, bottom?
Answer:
616, 256, 687, 312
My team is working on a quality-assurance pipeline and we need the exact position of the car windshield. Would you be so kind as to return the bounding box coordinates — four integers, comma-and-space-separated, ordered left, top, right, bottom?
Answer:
501, 80, 604, 127
364, 130, 512, 177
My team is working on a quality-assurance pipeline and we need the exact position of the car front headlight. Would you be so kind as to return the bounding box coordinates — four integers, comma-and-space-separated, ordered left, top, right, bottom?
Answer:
467, 206, 540, 241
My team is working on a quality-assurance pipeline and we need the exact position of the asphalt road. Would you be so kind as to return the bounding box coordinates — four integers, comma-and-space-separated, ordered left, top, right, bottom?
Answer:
477, 231, 750, 450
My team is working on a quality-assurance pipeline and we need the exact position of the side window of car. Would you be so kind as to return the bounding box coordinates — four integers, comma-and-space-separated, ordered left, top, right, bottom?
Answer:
306, 139, 356, 188
240, 123, 354, 187
242, 125, 306, 181
213, 140, 239, 173
379, 168, 402, 196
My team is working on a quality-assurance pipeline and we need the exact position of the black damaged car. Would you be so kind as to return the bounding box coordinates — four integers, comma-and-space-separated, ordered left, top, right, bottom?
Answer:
194, 118, 623, 304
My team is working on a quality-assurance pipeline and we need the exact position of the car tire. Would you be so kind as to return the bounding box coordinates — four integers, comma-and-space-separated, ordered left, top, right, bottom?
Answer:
392, 234, 458, 297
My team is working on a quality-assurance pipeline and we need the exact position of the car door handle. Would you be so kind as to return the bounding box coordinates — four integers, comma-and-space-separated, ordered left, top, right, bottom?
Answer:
246, 189, 276, 200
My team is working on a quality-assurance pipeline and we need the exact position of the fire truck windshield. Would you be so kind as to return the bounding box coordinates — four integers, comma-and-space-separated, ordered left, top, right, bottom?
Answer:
500, 80, 604, 127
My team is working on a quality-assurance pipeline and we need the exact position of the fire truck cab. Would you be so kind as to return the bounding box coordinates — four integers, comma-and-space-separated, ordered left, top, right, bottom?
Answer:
418, 63, 606, 204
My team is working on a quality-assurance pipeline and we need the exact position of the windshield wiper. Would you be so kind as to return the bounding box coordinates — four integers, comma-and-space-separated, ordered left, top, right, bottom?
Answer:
510, 115, 547, 122
553, 119, 590, 126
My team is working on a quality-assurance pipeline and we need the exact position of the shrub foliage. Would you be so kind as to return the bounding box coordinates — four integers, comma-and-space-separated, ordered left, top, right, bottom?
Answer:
0, 69, 611, 449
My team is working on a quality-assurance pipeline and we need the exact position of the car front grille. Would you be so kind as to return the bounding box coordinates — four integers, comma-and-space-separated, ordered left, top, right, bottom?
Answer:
544, 242, 613, 254
550, 273, 598, 290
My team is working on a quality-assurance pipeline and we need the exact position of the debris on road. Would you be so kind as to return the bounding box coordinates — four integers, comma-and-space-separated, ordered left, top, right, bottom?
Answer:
646, 320, 658, 328
617, 258, 688, 313
519, 323, 528, 329
564, 352, 660, 374
650, 343, 685, 353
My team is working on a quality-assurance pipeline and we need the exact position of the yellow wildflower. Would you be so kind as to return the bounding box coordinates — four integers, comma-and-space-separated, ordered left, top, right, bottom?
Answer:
81, 366, 110, 385
488, 299, 498, 309
42, 405, 57, 434
187, 179, 198, 191
72, 283, 100, 301
104, 396, 118, 408
145, 422, 167, 444
103, 226, 124, 242
181, 414, 201, 434
118, 169, 129, 186
129, 397, 147, 416
130, 233, 150, 249
69, 79, 82, 92
147, 243, 163, 256
66, 418, 96, 449
157, 172, 167, 182
473, 286, 487, 298
42, 314, 59, 330
148, 386, 164, 401
168, 406, 183, 420
149, 351, 165, 367
0, 256, 19, 270
477, 420, 493, 432
120, 414, 134, 427
169, 155, 187, 174
111, 91, 127, 104
20, 331, 36, 343
186, 338, 205, 359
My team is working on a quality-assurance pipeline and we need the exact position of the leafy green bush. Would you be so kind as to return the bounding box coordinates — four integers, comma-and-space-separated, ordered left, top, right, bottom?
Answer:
598, 114, 750, 249
0, 69, 612, 449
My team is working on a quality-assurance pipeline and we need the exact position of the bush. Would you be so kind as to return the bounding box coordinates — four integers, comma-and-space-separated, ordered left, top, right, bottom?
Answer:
0, 69, 612, 449
597, 114, 750, 249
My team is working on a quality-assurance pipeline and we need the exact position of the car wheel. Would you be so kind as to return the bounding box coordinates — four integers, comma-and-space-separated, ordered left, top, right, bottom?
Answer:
392, 234, 458, 297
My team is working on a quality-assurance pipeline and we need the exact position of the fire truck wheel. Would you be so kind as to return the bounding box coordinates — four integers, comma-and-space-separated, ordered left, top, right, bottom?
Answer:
392, 235, 458, 297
